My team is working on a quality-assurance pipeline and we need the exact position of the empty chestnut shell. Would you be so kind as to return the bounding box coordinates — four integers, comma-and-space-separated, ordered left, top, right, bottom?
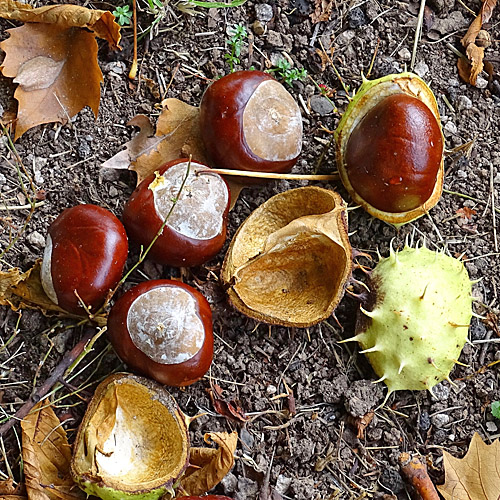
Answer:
40, 204, 128, 315
199, 70, 303, 174
335, 72, 444, 225
123, 159, 230, 267
107, 279, 213, 387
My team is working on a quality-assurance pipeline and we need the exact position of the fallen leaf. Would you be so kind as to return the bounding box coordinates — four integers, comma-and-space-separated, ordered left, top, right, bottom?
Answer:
0, 261, 107, 326
348, 410, 374, 439
0, 0, 121, 139
459, 0, 497, 86
456, 206, 477, 220
0, 478, 27, 499
22, 400, 85, 500
207, 384, 249, 423
437, 432, 500, 500
310, 0, 333, 23
176, 431, 238, 497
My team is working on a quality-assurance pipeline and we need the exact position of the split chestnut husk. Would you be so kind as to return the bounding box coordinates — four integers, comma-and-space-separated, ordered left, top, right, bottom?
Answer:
221, 186, 352, 327
71, 373, 189, 500
335, 72, 444, 225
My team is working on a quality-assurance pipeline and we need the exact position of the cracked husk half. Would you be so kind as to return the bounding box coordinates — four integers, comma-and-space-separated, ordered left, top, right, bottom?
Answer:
335, 72, 444, 226
71, 373, 190, 500
221, 186, 352, 327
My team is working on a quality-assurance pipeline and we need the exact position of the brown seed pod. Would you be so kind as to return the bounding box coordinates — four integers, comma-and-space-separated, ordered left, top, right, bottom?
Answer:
221, 186, 352, 327
71, 373, 190, 500
335, 72, 444, 226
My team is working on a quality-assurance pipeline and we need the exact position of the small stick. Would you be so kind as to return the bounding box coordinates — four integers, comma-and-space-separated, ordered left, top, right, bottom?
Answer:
411, 0, 426, 71
491, 163, 498, 252
399, 452, 440, 500
0, 327, 96, 436
198, 168, 339, 181
128, 0, 138, 80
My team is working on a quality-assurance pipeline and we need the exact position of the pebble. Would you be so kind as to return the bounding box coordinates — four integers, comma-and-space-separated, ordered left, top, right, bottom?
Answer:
444, 121, 458, 135
414, 61, 429, 78
27, 231, 46, 248
431, 413, 450, 428
475, 75, 488, 89
431, 383, 450, 401
456, 95, 473, 110
0, 172, 7, 186
486, 421, 498, 432
419, 411, 431, 431
108, 185, 119, 197
221, 472, 237, 494
310, 95, 334, 116
398, 48, 411, 61
255, 3, 273, 23
276, 475, 292, 494
266, 30, 283, 47
348, 7, 367, 29
266, 384, 277, 394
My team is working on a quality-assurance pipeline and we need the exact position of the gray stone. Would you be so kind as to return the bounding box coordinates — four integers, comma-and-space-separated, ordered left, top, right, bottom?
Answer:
398, 48, 411, 61
456, 95, 473, 110
431, 382, 450, 401
275, 474, 292, 494
0, 173, 6, 185
476, 75, 488, 89
255, 3, 273, 22
27, 231, 46, 248
486, 421, 498, 432
266, 30, 283, 47
108, 185, 119, 197
444, 121, 458, 135
431, 413, 450, 428
310, 95, 334, 116
221, 472, 237, 494
414, 61, 429, 78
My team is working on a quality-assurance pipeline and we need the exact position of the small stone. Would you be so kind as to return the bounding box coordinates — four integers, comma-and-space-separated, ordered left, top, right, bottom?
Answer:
448, 433, 455, 441
431, 413, 450, 428
235, 477, 258, 500
486, 421, 498, 432
457, 169, 467, 179
475, 75, 488, 89
348, 7, 366, 29
252, 20, 265, 36
266, 30, 283, 47
239, 426, 254, 449
27, 231, 46, 248
419, 411, 431, 431
398, 48, 411, 61
221, 472, 237, 494
431, 382, 450, 401
34, 170, 44, 185
78, 139, 92, 159
276, 474, 292, 494
414, 61, 429, 78
270, 52, 287, 66
255, 3, 273, 22
0, 173, 6, 185
456, 95, 472, 110
108, 185, 119, 197
444, 121, 458, 135
266, 384, 277, 394
310, 95, 334, 116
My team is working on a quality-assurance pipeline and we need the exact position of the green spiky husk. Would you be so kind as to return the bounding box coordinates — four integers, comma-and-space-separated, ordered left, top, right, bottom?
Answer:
354, 245, 472, 393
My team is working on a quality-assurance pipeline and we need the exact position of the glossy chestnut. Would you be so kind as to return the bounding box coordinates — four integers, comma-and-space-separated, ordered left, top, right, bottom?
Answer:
41, 204, 128, 315
335, 72, 444, 225
199, 70, 303, 174
123, 159, 230, 267
107, 279, 214, 387
182, 497, 232, 499
345, 93, 443, 214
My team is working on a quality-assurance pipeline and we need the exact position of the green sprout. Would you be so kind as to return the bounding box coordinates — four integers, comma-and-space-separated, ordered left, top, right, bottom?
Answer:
224, 23, 248, 73
113, 4, 133, 26
271, 58, 307, 86
492, 401, 500, 419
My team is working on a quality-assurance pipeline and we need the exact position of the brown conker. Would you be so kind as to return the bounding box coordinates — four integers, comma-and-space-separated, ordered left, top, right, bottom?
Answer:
40, 204, 128, 315
107, 279, 213, 387
199, 70, 303, 174
345, 93, 443, 213
122, 159, 230, 267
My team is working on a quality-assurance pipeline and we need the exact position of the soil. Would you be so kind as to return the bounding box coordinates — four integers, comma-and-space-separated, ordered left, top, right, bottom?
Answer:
1, 0, 500, 499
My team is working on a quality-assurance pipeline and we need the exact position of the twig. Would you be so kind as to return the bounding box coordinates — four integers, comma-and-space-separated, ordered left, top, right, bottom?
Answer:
198, 168, 338, 181
411, 0, 427, 70
0, 327, 96, 436
129, 0, 138, 80
399, 452, 440, 500
491, 163, 498, 252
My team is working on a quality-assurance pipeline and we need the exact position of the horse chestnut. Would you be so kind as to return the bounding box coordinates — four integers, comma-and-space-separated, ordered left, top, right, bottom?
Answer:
199, 70, 303, 174
335, 72, 444, 225
107, 279, 213, 387
122, 159, 230, 267
41, 204, 128, 315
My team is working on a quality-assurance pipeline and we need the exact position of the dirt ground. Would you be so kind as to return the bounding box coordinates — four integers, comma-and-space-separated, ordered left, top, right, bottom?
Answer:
1, 0, 500, 498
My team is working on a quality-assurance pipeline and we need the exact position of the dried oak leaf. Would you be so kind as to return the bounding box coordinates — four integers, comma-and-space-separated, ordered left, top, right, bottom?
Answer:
456, 206, 477, 220
207, 384, 249, 423
310, 0, 333, 23
0, 261, 107, 326
22, 400, 85, 500
459, 0, 497, 86
437, 432, 500, 500
0, 0, 121, 140
0, 479, 27, 500
176, 431, 238, 497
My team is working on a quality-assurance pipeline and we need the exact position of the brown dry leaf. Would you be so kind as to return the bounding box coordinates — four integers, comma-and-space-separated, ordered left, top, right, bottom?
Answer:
207, 384, 249, 423
310, 0, 333, 23
459, 0, 497, 86
0, 261, 107, 326
0, 0, 120, 140
22, 400, 85, 500
456, 206, 477, 220
176, 431, 238, 497
437, 432, 500, 500
0, 479, 27, 499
